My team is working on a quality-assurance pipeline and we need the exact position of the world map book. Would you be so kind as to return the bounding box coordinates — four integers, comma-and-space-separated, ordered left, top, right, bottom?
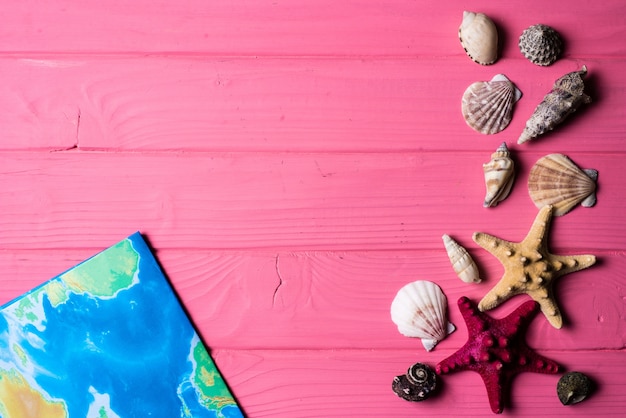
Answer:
0, 232, 243, 418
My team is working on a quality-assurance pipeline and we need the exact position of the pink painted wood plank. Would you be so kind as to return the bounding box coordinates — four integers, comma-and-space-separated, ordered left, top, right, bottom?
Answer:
214, 348, 626, 417
0, 152, 626, 251
0, 56, 622, 152
0, 151, 620, 251
0, 1, 624, 57
1, 249, 623, 351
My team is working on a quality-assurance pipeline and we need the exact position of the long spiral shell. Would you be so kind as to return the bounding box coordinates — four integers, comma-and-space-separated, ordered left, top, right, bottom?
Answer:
442, 234, 481, 283
518, 66, 591, 144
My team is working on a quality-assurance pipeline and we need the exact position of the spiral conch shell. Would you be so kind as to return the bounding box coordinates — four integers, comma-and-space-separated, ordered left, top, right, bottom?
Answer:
442, 234, 481, 284
518, 66, 591, 144
390, 280, 455, 351
528, 153, 598, 216
458, 11, 498, 65
482, 142, 515, 207
462, 74, 522, 135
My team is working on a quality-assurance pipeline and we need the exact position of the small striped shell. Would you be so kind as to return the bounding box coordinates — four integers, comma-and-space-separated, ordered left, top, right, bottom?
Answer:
459, 11, 498, 65
528, 154, 598, 216
462, 74, 522, 135
442, 234, 481, 283
390, 280, 455, 351
482, 142, 515, 207
392, 363, 438, 402
519, 24, 563, 66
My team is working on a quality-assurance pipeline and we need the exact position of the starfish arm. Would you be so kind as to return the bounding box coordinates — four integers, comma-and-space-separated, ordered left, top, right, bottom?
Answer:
522, 205, 553, 246
551, 253, 597, 276
478, 275, 519, 312
472, 232, 516, 260
478, 368, 506, 414
515, 345, 560, 375
527, 288, 563, 329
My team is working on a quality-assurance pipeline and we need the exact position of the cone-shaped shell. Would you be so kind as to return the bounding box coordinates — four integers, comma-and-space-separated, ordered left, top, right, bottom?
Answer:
442, 234, 481, 283
528, 153, 598, 216
519, 24, 563, 66
482, 142, 515, 207
462, 74, 522, 135
518, 66, 591, 144
458, 11, 498, 65
390, 280, 456, 351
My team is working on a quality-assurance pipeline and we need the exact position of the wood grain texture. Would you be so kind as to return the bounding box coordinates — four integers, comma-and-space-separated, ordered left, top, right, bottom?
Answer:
0, 1, 624, 57
1, 0, 625, 416
213, 349, 626, 417
0, 56, 623, 152
0, 151, 621, 251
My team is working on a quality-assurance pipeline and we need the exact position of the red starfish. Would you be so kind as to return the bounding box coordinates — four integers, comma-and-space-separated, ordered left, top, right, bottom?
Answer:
436, 297, 559, 414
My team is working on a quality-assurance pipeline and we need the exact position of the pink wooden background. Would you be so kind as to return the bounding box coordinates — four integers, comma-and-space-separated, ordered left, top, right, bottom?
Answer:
1, 1, 625, 416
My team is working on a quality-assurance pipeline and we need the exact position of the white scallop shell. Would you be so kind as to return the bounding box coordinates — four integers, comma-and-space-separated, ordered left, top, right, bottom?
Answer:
482, 142, 515, 207
528, 153, 598, 216
458, 11, 498, 65
442, 234, 481, 284
390, 280, 456, 351
462, 74, 522, 135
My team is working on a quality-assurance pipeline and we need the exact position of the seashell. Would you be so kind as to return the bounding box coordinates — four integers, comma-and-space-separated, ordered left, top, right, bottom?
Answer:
442, 234, 481, 283
462, 74, 522, 135
392, 362, 438, 402
557, 372, 593, 405
519, 24, 563, 66
458, 11, 498, 65
518, 66, 591, 144
528, 153, 598, 216
390, 280, 456, 351
482, 142, 515, 207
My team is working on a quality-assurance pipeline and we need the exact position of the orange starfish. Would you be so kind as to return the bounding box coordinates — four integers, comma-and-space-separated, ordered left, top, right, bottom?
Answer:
473, 205, 596, 328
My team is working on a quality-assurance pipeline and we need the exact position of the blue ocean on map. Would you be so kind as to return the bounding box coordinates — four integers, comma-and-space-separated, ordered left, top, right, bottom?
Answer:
0, 233, 243, 418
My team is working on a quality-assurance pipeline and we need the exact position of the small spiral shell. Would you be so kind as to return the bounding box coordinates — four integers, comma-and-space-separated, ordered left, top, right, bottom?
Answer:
392, 363, 438, 402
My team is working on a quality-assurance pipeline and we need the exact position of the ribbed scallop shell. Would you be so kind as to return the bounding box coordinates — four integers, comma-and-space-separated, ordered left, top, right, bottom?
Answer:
458, 11, 498, 65
462, 74, 522, 135
519, 24, 563, 66
390, 280, 455, 351
528, 154, 598, 216
442, 234, 481, 283
518, 66, 591, 144
482, 142, 515, 207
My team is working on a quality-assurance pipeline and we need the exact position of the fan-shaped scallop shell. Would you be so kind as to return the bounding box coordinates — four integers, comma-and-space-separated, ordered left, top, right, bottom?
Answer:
518, 66, 591, 144
442, 234, 481, 283
519, 24, 563, 66
392, 362, 438, 402
390, 280, 455, 351
458, 11, 498, 65
482, 142, 515, 207
528, 153, 598, 216
462, 75, 522, 135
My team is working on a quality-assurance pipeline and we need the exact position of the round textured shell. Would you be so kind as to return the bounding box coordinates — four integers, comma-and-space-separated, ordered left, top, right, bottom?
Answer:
519, 24, 563, 66
390, 280, 455, 351
459, 11, 498, 65
462, 74, 522, 135
528, 154, 597, 216
557, 371, 593, 405
392, 363, 438, 402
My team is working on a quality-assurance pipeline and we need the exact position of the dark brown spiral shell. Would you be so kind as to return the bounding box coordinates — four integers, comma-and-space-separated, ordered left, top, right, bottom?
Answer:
392, 363, 437, 402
